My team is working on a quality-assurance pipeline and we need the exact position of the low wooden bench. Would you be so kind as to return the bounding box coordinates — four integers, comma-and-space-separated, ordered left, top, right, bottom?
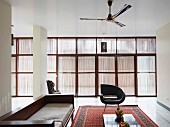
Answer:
0, 94, 74, 127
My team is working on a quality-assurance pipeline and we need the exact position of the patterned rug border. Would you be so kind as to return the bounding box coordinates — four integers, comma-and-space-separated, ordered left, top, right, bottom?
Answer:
71, 105, 158, 127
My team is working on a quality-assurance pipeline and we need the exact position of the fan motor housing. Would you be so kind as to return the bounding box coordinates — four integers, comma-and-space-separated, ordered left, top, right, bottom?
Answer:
107, 14, 112, 20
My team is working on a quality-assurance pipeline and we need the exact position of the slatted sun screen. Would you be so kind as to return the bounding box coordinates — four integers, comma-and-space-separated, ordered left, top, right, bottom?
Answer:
117, 56, 135, 95
137, 38, 156, 96
98, 56, 115, 95
11, 39, 33, 96
78, 56, 95, 96
58, 57, 75, 94
47, 39, 57, 85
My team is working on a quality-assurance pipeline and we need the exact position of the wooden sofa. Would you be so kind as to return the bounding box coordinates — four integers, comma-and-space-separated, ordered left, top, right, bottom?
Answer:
0, 94, 74, 127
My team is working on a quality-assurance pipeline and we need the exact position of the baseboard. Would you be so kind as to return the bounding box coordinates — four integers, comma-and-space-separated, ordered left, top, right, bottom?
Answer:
157, 101, 170, 112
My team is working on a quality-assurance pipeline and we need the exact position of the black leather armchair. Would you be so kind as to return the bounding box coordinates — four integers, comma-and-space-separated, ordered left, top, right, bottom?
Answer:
46, 80, 61, 94
100, 84, 125, 112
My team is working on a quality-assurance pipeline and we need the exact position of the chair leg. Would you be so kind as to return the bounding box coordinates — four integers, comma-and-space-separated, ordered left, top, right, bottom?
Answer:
117, 104, 120, 110
103, 104, 107, 114
71, 114, 74, 121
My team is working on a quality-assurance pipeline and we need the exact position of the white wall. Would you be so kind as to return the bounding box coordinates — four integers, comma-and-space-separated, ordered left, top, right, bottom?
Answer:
11, 0, 170, 37
33, 25, 47, 99
0, 0, 11, 116
157, 22, 170, 108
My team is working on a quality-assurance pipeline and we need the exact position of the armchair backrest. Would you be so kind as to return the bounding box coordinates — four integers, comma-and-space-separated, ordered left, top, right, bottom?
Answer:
101, 84, 125, 102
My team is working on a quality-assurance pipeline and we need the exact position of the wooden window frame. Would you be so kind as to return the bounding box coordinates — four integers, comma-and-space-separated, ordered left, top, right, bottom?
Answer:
12, 37, 156, 97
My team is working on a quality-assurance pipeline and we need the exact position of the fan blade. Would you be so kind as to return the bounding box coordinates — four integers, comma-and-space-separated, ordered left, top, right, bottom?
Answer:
110, 20, 126, 27
113, 4, 132, 19
80, 18, 106, 21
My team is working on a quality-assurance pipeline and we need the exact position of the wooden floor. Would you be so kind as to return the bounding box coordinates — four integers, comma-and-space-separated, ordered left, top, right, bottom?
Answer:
12, 96, 170, 127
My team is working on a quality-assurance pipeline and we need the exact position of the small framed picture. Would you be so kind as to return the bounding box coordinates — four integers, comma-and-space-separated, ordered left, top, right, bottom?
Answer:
101, 42, 107, 52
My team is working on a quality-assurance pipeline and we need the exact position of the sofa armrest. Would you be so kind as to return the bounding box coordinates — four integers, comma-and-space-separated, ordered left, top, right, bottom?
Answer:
44, 94, 74, 107
0, 120, 54, 127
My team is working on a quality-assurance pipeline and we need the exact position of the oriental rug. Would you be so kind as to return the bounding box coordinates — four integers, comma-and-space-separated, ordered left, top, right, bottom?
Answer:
71, 106, 158, 127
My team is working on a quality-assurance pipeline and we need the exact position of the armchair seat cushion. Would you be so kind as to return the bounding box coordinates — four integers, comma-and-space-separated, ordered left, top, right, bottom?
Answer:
28, 103, 73, 126
103, 97, 122, 104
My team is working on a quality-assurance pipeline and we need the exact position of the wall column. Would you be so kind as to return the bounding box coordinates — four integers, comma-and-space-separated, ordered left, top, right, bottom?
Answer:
33, 25, 47, 99
157, 22, 170, 109
0, 0, 11, 116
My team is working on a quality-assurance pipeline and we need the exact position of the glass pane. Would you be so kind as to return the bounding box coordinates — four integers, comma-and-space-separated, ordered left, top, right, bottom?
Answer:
97, 38, 116, 54
19, 39, 33, 54
78, 57, 95, 72
58, 57, 75, 72
47, 74, 56, 84
58, 73, 75, 94
77, 39, 96, 54
47, 56, 56, 72
78, 73, 95, 95
11, 39, 16, 54
137, 38, 156, 53
99, 57, 115, 72
117, 38, 135, 53
18, 74, 33, 96
11, 57, 16, 72
118, 74, 135, 95
11, 74, 16, 96
138, 73, 156, 95
99, 74, 115, 94
18, 56, 33, 72
47, 73, 58, 91
58, 39, 76, 54
117, 57, 134, 72
47, 39, 57, 54
138, 56, 155, 72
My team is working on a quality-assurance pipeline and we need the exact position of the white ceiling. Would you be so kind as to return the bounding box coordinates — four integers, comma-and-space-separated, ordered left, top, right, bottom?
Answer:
5, 0, 170, 37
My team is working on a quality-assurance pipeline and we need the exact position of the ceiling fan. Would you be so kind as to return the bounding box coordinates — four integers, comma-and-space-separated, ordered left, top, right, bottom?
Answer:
80, 0, 132, 27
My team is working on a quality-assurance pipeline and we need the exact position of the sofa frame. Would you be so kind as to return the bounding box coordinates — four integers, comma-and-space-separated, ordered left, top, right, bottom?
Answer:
0, 94, 74, 127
